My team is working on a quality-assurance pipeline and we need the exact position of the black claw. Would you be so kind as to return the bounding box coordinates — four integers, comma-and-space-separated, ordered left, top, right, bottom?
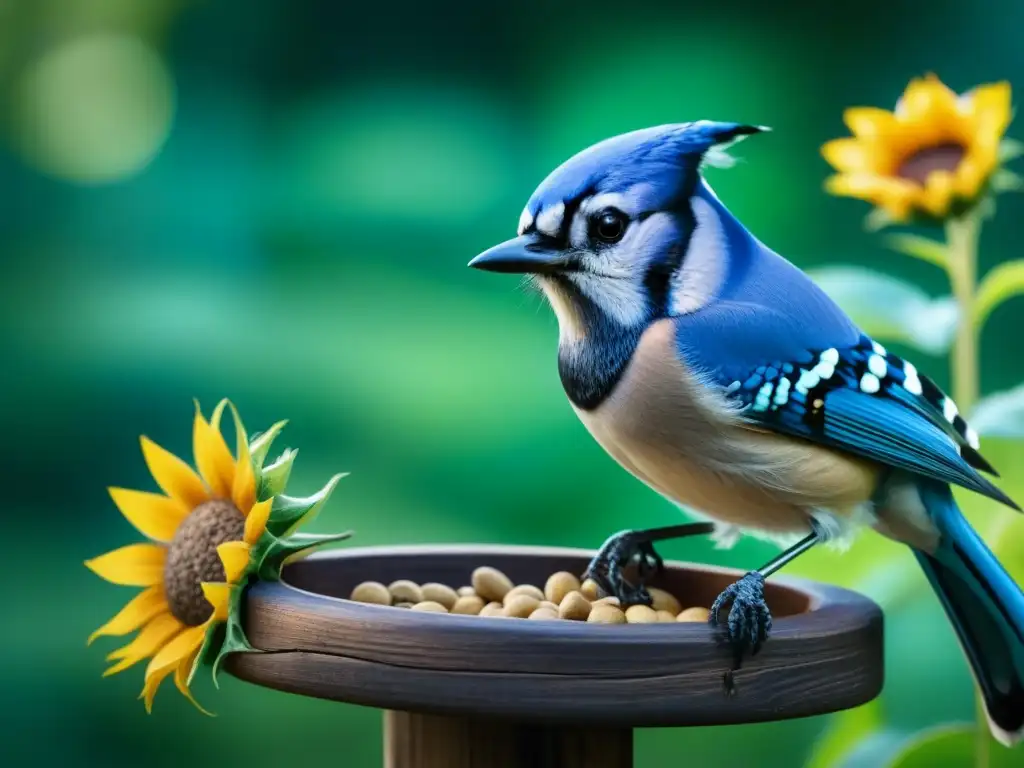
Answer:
583, 530, 663, 607
708, 571, 772, 677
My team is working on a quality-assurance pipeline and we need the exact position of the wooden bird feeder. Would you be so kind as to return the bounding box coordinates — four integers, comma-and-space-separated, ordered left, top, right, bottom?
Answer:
228, 544, 884, 768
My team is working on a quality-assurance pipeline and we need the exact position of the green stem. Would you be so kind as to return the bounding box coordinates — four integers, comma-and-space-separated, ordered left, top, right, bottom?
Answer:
945, 212, 988, 768
946, 214, 980, 413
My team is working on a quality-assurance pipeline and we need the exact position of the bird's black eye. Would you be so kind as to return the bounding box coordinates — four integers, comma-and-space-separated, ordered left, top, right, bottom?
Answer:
590, 208, 628, 244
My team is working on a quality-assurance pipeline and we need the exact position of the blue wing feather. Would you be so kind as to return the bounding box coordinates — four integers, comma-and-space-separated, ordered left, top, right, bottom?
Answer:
673, 302, 1017, 510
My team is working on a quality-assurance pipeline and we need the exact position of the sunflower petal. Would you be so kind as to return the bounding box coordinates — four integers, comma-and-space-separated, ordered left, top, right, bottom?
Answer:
85, 543, 166, 586
969, 81, 1013, 137
230, 404, 257, 514
217, 541, 252, 584
955, 154, 990, 198
141, 625, 208, 712
821, 138, 886, 173
843, 107, 899, 140
89, 585, 167, 645
896, 74, 958, 124
244, 498, 272, 545
174, 647, 214, 716
920, 170, 956, 217
103, 613, 182, 675
193, 402, 236, 499
108, 488, 188, 542
141, 436, 208, 510
201, 582, 231, 622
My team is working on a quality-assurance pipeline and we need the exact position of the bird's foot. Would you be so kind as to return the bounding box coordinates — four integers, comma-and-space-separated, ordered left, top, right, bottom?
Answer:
583, 530, 665, 606
709, 571, 772, 673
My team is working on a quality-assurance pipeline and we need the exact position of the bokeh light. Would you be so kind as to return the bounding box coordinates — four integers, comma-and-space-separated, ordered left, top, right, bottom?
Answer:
12, 33, 174, 183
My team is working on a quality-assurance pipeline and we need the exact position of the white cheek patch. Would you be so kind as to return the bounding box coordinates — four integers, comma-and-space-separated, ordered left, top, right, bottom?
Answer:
517, 206, 534, 235
535, 201, 565, 237
669, 195, 726, 315
568, 271, 648, 328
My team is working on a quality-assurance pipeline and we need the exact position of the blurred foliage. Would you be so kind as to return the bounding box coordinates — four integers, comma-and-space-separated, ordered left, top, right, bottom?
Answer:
4, 0, 1024, 766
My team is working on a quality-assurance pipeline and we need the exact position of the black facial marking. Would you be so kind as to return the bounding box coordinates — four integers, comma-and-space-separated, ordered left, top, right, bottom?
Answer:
554, 277, 643, 410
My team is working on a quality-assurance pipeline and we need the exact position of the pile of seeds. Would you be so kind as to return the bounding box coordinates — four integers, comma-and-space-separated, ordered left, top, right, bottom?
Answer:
348, 566, 710, 624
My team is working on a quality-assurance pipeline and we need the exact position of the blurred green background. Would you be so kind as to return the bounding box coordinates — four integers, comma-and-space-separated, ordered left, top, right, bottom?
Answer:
4, 0, 1024, 765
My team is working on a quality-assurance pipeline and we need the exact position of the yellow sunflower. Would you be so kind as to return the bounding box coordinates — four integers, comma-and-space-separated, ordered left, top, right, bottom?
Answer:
822, 74, 1014, 222
85, 400, 271, 713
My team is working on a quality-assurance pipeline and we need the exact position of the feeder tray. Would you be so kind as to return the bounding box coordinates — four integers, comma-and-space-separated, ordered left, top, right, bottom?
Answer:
228, 545, 884, 768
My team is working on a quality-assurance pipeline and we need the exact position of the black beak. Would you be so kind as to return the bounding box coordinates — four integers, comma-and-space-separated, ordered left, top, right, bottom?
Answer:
468, 234, 565, 274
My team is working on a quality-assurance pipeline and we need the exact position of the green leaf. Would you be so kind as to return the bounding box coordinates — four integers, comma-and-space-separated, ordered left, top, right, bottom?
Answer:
884, 723, 1023, 767
807, 267, 959, 354
999, 137, 1024, 164
884, 234, 950, 270
974, 260, 1024, 329
886, 725, 974, 767
249, 420, 288, 470
991, 169, 1024, 193
267, 472, 347, 538
969, 384, 1024, 441
806, 700, 884, 768
258, 448, 297, 501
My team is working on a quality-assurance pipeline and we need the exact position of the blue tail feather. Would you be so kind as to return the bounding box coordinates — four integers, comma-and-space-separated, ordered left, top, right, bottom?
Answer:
915, 482, 1024, 744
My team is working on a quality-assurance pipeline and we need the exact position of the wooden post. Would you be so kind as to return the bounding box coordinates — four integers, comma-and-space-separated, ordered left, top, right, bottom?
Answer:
384, 711, 633, 768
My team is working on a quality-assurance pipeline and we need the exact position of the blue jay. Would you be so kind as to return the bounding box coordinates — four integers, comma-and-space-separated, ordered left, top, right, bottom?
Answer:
469, 122, 1024, 744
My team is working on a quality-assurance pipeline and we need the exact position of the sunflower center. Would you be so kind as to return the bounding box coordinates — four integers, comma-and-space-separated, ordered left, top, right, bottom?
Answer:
897, 142, 966, 185
164, 499, 245, 626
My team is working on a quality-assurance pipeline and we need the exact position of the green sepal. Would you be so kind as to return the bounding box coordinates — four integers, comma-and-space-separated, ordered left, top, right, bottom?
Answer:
188, 622, 225, 687
258, 448, 298, 501
257, 531, 355, 582
209, 582, 259, 687
990, 168, 1024, 193
249, 420, 288, 470
267, 472, 347, 538
999, 137, 1024, 164
864, 207, 898, 232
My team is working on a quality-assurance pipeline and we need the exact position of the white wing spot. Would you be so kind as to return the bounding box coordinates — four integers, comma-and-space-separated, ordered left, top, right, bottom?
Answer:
819, 348, 840, 365
965, 426, 981, 450
812, 361, 836, 380
902, 361, 923, 395
868, 354, 888, 378
773, 378, 791, 406
943, 397, 959, 422
753, 382, 773, 412
872, 341, 887, 357
860, 372, 881, 394
795, 369, 820, 395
